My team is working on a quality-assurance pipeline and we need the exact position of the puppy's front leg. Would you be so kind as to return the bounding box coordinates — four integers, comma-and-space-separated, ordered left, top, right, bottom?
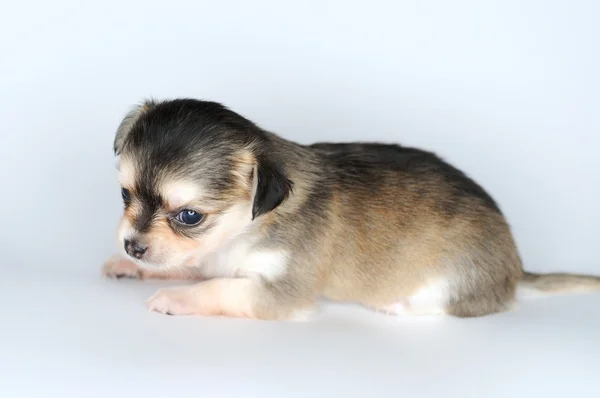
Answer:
146, 277, 315, 320
103, 254, 203, 281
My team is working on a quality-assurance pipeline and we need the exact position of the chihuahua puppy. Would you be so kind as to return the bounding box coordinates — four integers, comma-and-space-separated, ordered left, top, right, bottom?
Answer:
103, 98, 600, 320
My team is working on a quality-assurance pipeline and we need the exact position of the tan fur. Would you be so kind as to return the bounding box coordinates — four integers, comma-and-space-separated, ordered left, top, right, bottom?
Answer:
316, 184, 523, 317
145, 220, 202, 253
520, 272, 600, 295
117, 156, 136, 188
162, 180, 206, 211
228, 150, 256, 200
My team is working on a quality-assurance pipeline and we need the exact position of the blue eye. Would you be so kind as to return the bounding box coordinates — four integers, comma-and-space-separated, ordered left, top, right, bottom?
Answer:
121, 187, 131, 203
175, 210, 204, 226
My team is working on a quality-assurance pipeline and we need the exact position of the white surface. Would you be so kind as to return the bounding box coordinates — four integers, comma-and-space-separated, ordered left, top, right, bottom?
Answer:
2, 267, 600, 397
0, 1, 599, 397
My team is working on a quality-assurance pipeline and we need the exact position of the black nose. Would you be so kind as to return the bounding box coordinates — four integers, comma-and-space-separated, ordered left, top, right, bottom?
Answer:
124, 239, 147, 259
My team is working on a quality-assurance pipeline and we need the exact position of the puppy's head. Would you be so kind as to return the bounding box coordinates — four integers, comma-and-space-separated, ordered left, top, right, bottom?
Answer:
112, 99, 292, 268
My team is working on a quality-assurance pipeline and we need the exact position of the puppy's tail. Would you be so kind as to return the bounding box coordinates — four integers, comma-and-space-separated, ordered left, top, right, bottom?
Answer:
518, 271, 600, 298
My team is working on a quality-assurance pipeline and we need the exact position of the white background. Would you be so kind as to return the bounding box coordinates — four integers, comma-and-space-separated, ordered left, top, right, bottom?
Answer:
0, 1, 598, 397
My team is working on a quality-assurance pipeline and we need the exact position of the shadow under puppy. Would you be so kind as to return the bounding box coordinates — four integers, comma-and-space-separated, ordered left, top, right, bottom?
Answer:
103, 98, 600, 320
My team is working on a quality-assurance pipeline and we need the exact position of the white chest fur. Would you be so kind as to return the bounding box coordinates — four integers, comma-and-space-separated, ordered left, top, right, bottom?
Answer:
200, 236, 289, 282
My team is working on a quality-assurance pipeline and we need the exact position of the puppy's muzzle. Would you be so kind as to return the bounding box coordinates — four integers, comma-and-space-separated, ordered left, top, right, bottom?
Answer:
124, 239, 147, 260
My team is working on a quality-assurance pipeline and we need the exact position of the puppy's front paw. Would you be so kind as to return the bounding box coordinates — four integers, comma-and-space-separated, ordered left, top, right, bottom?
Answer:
103, 255, 142, 279
146, 287, 198, 316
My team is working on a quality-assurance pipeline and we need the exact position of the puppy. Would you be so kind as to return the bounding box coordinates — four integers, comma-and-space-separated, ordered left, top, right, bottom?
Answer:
103, 98, 600, 319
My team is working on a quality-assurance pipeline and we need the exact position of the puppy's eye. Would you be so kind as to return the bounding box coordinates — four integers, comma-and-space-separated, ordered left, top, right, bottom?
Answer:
121, 187, 131, 203
175, 210, 204, 226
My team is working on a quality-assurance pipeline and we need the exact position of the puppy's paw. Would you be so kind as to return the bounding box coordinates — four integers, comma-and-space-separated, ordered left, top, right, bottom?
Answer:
103, 255, 142, 279
146, 287, 198, 316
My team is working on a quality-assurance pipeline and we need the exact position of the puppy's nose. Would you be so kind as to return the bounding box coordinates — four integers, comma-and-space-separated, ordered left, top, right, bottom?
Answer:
124, 239, 147, 259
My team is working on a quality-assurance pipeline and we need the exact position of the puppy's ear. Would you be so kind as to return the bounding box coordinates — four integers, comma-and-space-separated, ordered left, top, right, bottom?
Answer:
252, 154, 293, 220
113, 100, 155, 155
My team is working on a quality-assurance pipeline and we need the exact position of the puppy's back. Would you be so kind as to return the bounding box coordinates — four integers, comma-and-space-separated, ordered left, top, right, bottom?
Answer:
310, 142, 500, 215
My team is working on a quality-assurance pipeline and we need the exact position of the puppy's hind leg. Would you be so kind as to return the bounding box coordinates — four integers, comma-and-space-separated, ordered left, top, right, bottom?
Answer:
444, 277, 519, 318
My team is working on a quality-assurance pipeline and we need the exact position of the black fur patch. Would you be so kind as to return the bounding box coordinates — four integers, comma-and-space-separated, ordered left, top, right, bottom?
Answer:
310, 142, 501, 214
252, 153, 294, 220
